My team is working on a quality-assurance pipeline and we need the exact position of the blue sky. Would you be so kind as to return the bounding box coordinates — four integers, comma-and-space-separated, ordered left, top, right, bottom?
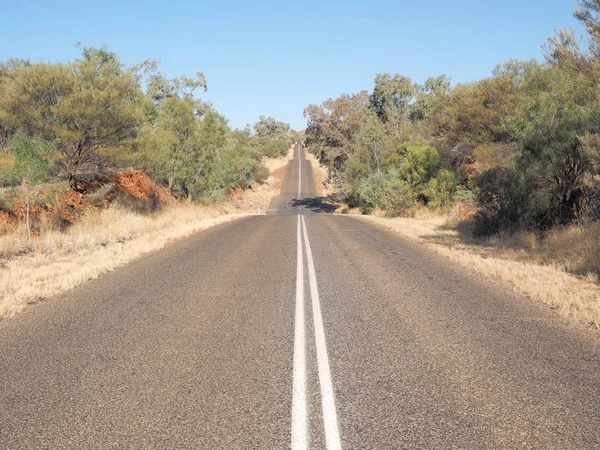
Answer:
1, 0, 582, 130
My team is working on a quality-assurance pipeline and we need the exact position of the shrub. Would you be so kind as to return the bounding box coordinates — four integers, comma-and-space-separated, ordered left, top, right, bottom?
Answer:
358, 170, 414, 215
541, 223, 600, 276
260, 138, 292, 158
421, 168, 456, 208
0, 152, 17, 187
353, 139, 457, 215
375, 174, 414, 215
473, 167, 530, 235
358, 171, 389, 209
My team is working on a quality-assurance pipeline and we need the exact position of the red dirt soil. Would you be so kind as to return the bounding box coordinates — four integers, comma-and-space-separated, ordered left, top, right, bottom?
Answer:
270, 166, 287, 192
113, 170, 172, 202
0, 170, 175, 230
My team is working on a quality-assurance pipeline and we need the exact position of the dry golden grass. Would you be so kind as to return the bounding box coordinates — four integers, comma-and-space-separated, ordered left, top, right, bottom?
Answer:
227, 178, 280, 214
261, 144, 294, 173
304, 150, 329, 196
541, 223, 600, 276
227, 148, 294, 214
360, 214, 600, 329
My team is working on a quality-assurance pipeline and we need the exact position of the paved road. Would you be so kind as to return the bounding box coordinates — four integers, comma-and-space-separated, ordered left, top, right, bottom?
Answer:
1, 143, 600, 448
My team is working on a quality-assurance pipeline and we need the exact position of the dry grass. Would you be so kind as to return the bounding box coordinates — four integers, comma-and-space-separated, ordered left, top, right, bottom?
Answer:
540, 223, 600, 276
305, 150, 329, 196
227, 178, 279, 214
359, 214, 600, 329
261, 144, 294, 173
227, 148, 294, 214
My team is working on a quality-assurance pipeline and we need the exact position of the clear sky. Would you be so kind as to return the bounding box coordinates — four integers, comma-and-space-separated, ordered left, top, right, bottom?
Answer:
1, 0, 582, 131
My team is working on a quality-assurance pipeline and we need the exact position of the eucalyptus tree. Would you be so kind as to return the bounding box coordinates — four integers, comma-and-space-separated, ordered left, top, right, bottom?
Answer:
0, 47, 148, 182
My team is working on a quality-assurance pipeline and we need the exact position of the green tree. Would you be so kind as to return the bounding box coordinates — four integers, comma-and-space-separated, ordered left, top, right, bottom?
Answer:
429, 62, 535, 167
183, 108, 229, 200
0, 58, 31, 148
304, 91, 371, 178
0, 48, 148, 182
509, 65, 600, 226
371, 74, 415, 123
343, 116, 391, 194
143, 96, 200, 193
253, 115, 291, 139
544, 0, 600, 84
146, 71, 207, 106
352, 139, 455, 214
410, 75, 451, 122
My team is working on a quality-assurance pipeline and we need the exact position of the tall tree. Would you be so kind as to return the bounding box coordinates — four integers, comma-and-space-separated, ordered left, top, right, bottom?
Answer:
253, 115, 291, 139
143, 95, 200, 193
0, 47, 148, 182
510, 65, 600, 226
410, 75, 451, 122
183, 108, 229, 200
371, 73, 416, 140
545, 0, 600, 84
429, 62, 535, 167
304, 91, 371, 174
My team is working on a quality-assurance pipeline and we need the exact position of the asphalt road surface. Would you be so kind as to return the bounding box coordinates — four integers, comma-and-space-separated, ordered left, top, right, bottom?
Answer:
1, 143, 600, 449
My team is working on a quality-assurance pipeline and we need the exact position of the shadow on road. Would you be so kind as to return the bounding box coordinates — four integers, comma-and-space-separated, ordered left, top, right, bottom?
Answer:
291, 196, 340, 214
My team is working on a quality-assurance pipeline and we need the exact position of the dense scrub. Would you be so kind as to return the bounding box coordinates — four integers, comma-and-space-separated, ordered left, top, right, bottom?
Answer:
304, 1, 600, 238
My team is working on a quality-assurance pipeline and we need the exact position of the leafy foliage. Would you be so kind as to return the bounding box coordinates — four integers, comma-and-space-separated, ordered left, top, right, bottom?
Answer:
253, 116, 291, 139
0, 52, 148, 181
0, 45, 293, 209
473, 167, 530, 235
6, 132, 53, 186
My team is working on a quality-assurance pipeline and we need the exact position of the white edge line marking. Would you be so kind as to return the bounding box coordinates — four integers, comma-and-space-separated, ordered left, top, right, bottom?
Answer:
292, 214, 307, 449
301, 214, 343, 450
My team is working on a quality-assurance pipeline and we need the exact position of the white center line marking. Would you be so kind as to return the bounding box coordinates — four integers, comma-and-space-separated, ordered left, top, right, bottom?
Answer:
301, 214, 343, 450
298, 142, 302, 200
292, 214, 307, 449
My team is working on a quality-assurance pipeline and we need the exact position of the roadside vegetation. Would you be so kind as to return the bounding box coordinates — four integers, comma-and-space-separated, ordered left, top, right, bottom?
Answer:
304, 2, 600, 327
0, 45, 295, 317
305, 3, 600, 236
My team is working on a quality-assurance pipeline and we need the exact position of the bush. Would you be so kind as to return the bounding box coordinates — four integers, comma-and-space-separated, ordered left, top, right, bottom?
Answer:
358, 171, 389, 209
358, 170, 414, 215
252, 162, 269, 184
260, 138, 292, 158
0, 152, 18, 187
375, 174, 414, 215
352, 140, 457, 215
0, 188, 16, 211
200, 148, 270, 201
421, 168, 456, 208
473, 167, 530, 235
